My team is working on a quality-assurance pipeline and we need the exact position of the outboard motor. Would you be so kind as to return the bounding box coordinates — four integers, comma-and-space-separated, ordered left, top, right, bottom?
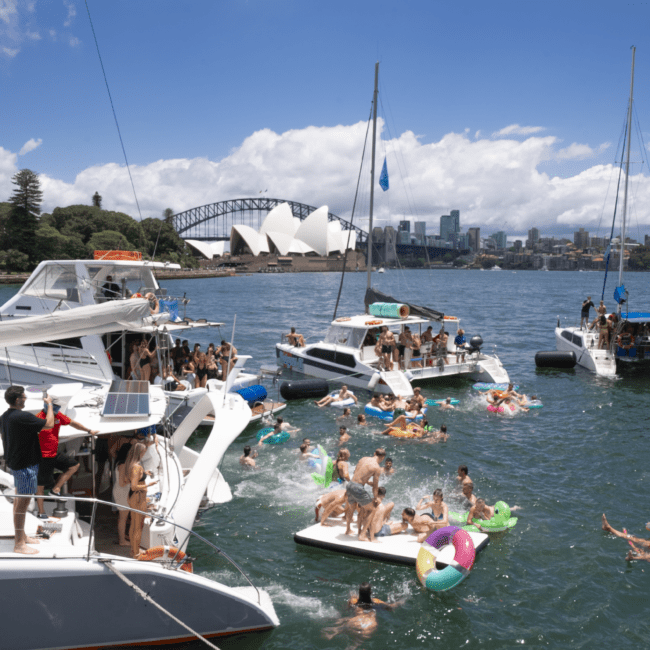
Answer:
467, 335, 483, 354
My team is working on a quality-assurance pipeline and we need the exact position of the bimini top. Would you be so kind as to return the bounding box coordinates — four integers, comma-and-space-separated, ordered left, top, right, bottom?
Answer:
331, 313, 457, 330
620, 312, 650, 323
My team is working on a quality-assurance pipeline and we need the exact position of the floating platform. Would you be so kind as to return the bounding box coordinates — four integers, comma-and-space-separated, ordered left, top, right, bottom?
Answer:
294, 519, 489, 566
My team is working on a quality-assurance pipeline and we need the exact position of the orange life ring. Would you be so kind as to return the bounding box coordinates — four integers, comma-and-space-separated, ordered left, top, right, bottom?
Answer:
137, 545, 193, 572
443, 316, 457, 320
365, 320, 382, 326
491, 390, 507, 400
336, 317, 351, 322
131, 293, 143, 299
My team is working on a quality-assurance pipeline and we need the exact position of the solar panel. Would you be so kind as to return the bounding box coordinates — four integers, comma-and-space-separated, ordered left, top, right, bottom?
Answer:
102, 380, 150, 418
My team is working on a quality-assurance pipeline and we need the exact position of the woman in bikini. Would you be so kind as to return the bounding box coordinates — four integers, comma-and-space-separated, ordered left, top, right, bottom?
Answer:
332, 448, 351, 483
126, 442, 158, 558
416, 488, 449, 530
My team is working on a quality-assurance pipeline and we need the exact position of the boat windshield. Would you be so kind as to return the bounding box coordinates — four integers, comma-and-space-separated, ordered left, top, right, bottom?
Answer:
324, 326, 366, 349
85, 265, 159, 298
22, 264, 81, 302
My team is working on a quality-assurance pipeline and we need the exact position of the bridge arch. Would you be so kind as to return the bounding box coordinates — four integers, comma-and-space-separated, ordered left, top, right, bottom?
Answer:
172, 198, 368, 245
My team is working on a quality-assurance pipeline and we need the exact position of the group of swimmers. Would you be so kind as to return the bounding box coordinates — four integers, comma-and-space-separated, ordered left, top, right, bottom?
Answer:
485, 383, 536, 413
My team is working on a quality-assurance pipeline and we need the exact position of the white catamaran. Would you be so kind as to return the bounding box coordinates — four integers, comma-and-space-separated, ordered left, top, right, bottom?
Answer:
555, 47, 650, 377
276, 63, 509, 396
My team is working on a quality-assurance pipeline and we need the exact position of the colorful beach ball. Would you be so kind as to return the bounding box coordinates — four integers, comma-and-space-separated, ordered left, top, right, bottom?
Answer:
416, 525, 476, 592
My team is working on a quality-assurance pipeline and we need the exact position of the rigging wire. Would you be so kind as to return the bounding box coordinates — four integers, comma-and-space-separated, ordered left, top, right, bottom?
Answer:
84, 0, 143, 223
332, 105, 374, 321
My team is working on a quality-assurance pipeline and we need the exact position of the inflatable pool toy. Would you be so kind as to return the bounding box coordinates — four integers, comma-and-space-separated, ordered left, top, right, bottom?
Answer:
385, 423, 425, 439
463, 501, 518, 533
256, 427, 290, 445
526, 400, 544, 409
311, 445, 334, 487
416, 526, 476, 591
472, 382, 519, 392
425, 398, 460, 407
364, 404, 427, 421
328, 390, 356, 408
487, 403, 515, 414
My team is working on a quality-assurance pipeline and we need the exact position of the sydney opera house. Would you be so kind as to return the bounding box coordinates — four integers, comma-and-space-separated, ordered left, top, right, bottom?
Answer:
185, 202, 357, 259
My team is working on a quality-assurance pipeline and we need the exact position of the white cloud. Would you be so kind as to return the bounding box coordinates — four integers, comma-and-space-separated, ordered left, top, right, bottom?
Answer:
1, 122, 649, 237
49, 28, 56, 39
26, 30, 40, 40
63, 1, 76, 27
18, 137, 42, 155
69, 35, 79, 47
2, 46, 18, 57
493, 124, 546, 137
0, 0, 18, 25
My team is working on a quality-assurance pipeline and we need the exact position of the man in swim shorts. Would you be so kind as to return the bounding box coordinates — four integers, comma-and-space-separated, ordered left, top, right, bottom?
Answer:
439, 397, 455, 411
581, 296, 594, 329
378, 327, 396, 370
382, 458, 395, 475
456, 464, 472, 486
343, 448, 386, 536
315, 488, 346, 522
338, 426, 350, 445
360, 487, 408, 542
461, 481, 477, 507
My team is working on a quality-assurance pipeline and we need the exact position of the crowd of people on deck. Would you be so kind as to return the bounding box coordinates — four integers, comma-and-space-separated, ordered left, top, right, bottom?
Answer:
581, 296, 650, 352
126, 337, 238, 390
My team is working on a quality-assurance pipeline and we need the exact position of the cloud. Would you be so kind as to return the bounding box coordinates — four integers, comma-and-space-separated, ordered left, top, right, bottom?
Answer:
69, 35, 79, 47
26, 30, 40, 40
0, 1, 18, 25
492, 124, 546, 137
63, 1, 76, 27
18, 138, 42, 155
2, 46, 18, 57
1, 122, 649, 238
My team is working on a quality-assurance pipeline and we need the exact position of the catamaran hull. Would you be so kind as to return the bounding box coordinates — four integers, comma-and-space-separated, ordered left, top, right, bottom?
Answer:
555, 327, 617, 376
275, 345, 508, 394
0, 557, 278, 650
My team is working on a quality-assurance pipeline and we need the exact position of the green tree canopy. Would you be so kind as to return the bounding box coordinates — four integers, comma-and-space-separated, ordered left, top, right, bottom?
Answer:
5, 169, 43, 263
88, 230, 133, 252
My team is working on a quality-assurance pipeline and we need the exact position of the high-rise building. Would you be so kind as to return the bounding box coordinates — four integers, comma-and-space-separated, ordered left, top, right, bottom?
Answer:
468, 227, 481, 252
399, 220, 410, 233
414, 221, 426, 245
457, 233, 469, 250
399, 230, 411, 245
490, 231, 508, 250
526, 228, 540, 249
574, 228, 590, 250
384, 226, 397, 265
440, 211, 460, 242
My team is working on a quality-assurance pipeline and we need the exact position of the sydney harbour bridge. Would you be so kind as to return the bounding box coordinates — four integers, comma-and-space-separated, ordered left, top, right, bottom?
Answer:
172, 198, 369, 245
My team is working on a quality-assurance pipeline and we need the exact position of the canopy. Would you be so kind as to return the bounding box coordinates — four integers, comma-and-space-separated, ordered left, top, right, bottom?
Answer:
364, 287, 444, 322
620, 312, 650, 323
0, 299, 153, 348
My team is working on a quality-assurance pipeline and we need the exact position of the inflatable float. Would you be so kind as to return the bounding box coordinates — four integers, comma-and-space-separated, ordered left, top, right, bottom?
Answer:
451, 501, 518, 533
487, 403, 516, 414
425, 398, 460, 407
472, 382, 519, 392
416, 526, 476, 591
327, 390, 356, 408
525, 400, 544, 409
310, 445, 334, 487
385, 423, 426, 439
294, 518, 488, 566
256, 427, 290, 445
364, 404, 427, 421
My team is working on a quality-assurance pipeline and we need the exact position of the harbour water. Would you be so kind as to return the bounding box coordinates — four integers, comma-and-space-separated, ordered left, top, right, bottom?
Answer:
2, 269, 649, 649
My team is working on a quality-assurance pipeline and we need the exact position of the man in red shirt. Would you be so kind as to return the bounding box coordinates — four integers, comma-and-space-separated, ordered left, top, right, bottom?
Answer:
35, 402, 99, 518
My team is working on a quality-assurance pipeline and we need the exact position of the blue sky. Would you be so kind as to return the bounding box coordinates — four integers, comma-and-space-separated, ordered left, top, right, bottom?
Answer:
2, 0, 650, 241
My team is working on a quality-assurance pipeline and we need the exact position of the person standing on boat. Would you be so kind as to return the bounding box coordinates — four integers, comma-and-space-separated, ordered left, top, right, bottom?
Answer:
35, 402, 100, 518
378, 326, 396, 370
454, 329, 467, 363
0, 386, 55, 554
102, 275, 121, 300
581, 297, 595, 329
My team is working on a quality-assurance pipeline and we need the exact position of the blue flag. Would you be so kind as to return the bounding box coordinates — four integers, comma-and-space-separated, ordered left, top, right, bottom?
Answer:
379, 157, 389, 191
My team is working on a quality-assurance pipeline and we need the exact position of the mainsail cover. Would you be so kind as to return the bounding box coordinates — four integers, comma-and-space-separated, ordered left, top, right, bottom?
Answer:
364, 287, 444, 322
0, 299, 153, 348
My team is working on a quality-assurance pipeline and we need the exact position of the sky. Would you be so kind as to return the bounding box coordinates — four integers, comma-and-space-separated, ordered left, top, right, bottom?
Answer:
2, 0, 650, 242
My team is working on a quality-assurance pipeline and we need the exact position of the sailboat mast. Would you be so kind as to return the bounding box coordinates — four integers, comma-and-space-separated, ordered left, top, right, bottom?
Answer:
618, 46, 636, 298
366, 61, 379, 304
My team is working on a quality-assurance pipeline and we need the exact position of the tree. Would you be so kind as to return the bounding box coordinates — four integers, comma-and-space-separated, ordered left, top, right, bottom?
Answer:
92, 192, 102, 208
5, 169, 43, 264
88, 230, 133, 252
0, 249, 30, 272
163, 208, 174, 225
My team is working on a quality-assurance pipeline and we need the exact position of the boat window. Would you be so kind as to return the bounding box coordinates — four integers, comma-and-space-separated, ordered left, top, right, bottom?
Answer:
561, 331, 573, 342
572, 334, 583, 347
306, 348, 356, 368
84, 265, 159, 297
22, 265, 81, 302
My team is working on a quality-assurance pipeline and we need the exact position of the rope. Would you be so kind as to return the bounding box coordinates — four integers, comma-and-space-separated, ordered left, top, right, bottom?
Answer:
101, 560, 222, 650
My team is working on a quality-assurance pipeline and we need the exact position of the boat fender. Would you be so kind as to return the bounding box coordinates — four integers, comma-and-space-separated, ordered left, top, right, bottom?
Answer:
534, 351, 577, 368
280, 379, 329, 400
404, 370, 414, 381
416, 526, 476, 591
138, 546, 193, 572
368, 371, 381, 390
